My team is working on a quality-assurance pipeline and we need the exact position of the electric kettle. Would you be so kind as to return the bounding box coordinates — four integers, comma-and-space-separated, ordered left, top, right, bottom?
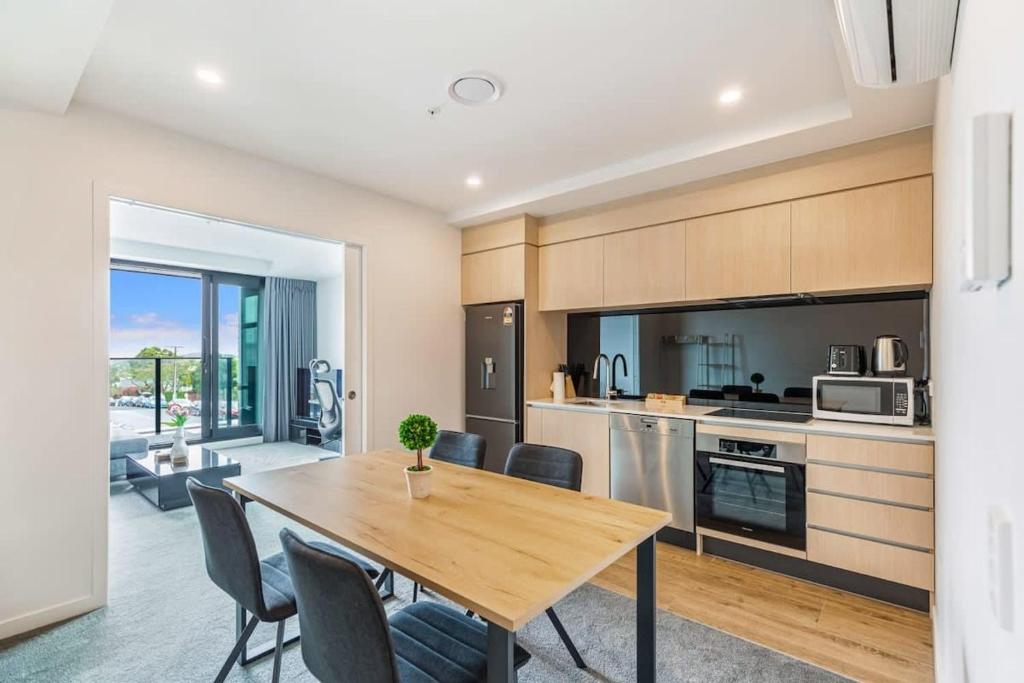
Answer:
872, 335, 909, 376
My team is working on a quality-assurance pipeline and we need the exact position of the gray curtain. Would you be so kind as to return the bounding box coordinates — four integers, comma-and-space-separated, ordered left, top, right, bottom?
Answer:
261, 277, 317, 441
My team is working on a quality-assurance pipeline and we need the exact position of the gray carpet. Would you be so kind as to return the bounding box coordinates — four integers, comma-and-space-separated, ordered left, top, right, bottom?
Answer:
0, 443, 847, 682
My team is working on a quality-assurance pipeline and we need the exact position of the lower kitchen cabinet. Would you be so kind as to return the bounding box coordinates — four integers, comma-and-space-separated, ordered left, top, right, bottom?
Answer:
807, 528, 934, 591
806, 435, 935, 593
525, 406, 609, 497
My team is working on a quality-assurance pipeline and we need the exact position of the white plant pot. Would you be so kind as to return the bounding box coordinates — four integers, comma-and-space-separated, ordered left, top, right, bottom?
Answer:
404, 465, 433, 499
170, 426, 190, 465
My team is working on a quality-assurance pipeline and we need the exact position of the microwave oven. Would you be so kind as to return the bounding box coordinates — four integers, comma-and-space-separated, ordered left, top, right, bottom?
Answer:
812, 375, 914, 426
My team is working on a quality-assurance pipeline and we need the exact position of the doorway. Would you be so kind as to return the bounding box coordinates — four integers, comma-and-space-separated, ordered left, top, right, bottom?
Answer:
107, 198, 365, 455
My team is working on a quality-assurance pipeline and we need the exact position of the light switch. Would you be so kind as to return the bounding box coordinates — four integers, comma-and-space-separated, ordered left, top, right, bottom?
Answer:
988, 506, 1015, 631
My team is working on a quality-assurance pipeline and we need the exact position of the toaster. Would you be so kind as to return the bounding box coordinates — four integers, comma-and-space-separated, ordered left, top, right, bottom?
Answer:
827, 344, 866, 376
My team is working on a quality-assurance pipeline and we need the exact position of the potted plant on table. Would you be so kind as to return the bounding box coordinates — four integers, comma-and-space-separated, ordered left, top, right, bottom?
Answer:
165, 402, 190, 465
398, 413, 438, 499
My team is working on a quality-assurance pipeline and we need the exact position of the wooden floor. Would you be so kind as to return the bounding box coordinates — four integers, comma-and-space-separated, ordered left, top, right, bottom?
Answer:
591, 542, 933, 683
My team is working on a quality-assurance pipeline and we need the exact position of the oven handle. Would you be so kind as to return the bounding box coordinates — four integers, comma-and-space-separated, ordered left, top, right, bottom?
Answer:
709, 456, 785, 474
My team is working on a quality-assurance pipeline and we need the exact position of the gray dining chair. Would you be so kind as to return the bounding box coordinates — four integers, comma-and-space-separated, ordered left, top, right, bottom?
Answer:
186, 478, 381, 682
279, 528, 531, 682
430, 429, 487, 469
501, 443, 587, 669
406, 429, 488, 602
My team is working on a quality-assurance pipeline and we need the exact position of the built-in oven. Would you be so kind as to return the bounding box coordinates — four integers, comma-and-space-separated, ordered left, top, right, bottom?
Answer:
695, 428, 806, 551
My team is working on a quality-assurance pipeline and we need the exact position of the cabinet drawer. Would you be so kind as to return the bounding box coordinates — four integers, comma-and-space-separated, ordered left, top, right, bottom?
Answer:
807, 528, 933, 591
807, 492, 933, 549
807, 435, 933, 475
807, 463, 933, 508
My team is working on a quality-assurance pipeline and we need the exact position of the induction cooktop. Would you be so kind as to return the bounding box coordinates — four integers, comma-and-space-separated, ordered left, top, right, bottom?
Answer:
707, 408, 813, 424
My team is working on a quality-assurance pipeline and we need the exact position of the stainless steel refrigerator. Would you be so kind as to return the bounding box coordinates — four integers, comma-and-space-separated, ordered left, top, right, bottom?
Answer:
465, 302, 523, 472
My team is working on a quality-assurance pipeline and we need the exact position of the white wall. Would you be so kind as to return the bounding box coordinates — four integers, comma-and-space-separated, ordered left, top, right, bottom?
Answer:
0, 103, 464, 639
931, 2, 1024, 680
316, 274, 345, 369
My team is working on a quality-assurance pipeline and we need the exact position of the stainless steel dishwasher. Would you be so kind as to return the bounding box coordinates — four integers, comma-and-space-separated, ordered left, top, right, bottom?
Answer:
609, 413, 695, 532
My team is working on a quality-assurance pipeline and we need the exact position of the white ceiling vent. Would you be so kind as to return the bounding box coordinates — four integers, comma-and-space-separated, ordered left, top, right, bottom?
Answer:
448, 73, 503, 105
834, 0, 960, 88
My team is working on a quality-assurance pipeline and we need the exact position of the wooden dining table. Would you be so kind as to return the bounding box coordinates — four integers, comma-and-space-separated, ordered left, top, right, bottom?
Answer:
224, 449, 672, 682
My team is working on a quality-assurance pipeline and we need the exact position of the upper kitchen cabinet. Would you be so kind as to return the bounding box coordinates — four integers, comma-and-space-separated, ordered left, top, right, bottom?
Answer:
461, 244, 526, 305
538, 236, 604, 311
603, 222, 686, 307
685, 203, 792, 300
791, 176, 933, 293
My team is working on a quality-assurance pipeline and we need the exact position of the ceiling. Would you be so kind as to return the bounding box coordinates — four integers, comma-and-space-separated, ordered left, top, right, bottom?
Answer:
110, 200, 345, 280
2, 1, 936, 226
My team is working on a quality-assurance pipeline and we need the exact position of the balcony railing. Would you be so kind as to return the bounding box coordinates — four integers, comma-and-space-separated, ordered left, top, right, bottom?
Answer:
110, 355, 254, 443
109, 357, 204, 437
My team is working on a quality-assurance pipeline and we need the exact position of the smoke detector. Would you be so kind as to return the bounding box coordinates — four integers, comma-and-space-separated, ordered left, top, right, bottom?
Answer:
448, 73, 503, 105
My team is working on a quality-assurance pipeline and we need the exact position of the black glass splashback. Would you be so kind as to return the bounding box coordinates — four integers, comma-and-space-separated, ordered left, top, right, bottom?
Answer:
567, 294, 927, 402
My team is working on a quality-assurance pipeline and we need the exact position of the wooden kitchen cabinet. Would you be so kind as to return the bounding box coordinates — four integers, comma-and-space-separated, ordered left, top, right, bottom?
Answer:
602, 221, 686, 307
806, 434, 935, 592
526, 407, 609, 497
538, 236, 603, 311
791, 176, 933, 293
685, 203, 792, 300
461, 244, 526, 305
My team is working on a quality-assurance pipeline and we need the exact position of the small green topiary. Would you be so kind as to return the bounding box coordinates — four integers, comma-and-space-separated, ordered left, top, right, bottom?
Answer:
398, 413, 438, 471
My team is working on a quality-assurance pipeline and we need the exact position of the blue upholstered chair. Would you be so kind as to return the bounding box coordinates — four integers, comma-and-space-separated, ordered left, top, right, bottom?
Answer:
279, 528, 531, 682
186, 478, 380, 682
502, 443, 587, 669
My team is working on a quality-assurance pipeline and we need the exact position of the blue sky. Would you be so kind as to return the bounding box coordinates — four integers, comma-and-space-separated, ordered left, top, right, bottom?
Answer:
110, 270, 239, 358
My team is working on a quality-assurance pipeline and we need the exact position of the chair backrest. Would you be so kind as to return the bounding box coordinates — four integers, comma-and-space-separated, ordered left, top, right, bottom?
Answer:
430, 430, 486, 469
313, 377, 341, 441
504, 443, 583, 492
721, 384, 752, 396
783, 386, 812, 399
279, 528, 398, 683
186, 478, 266, 616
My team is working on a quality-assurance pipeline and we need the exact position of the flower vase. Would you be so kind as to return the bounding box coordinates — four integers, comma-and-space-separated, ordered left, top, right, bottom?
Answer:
170, 426, 189, 465
404, 449, 433, 499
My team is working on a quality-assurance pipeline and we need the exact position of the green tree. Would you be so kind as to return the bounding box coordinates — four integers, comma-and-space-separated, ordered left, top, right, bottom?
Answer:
136, 346, 174, 358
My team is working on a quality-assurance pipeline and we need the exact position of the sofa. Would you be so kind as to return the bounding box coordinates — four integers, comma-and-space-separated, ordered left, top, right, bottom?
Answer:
110, 424, 149, 479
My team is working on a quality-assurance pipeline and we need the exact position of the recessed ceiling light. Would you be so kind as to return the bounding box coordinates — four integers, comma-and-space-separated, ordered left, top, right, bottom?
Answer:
196, 67, 224, 86
718, 87, 743, 105
465, 175, 482, 188
448, 73, 503, 106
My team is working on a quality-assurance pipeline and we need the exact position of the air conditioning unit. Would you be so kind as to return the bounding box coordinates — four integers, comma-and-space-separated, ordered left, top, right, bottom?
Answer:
834, 0, 960, 88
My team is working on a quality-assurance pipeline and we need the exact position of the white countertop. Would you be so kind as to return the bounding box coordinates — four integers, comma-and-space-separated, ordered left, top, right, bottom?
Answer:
526, 398, 934, 443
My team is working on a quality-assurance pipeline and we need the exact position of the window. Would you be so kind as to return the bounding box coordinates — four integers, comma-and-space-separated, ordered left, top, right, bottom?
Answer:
109, 262, 264, 443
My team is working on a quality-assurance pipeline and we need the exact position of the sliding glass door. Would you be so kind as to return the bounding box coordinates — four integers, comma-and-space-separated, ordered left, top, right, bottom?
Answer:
110, 261, 264, 444
204, 272, 263, 440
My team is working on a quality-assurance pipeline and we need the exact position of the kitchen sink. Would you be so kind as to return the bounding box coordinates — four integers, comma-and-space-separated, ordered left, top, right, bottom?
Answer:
566, 398, 614, 407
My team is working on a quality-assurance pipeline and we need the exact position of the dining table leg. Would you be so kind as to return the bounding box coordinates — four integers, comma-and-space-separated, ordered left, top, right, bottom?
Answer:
637, 534, 656, 683
487, 621, 515, 683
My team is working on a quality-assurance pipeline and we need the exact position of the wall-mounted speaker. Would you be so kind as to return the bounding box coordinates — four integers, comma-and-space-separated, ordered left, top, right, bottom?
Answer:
964, 112, 1012, 291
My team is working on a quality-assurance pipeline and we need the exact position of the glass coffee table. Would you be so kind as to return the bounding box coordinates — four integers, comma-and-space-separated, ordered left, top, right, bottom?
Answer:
125, 446, 241, 511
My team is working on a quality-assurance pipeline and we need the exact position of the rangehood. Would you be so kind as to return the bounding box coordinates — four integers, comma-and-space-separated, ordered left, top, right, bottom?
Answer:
719, 293, 821, 309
